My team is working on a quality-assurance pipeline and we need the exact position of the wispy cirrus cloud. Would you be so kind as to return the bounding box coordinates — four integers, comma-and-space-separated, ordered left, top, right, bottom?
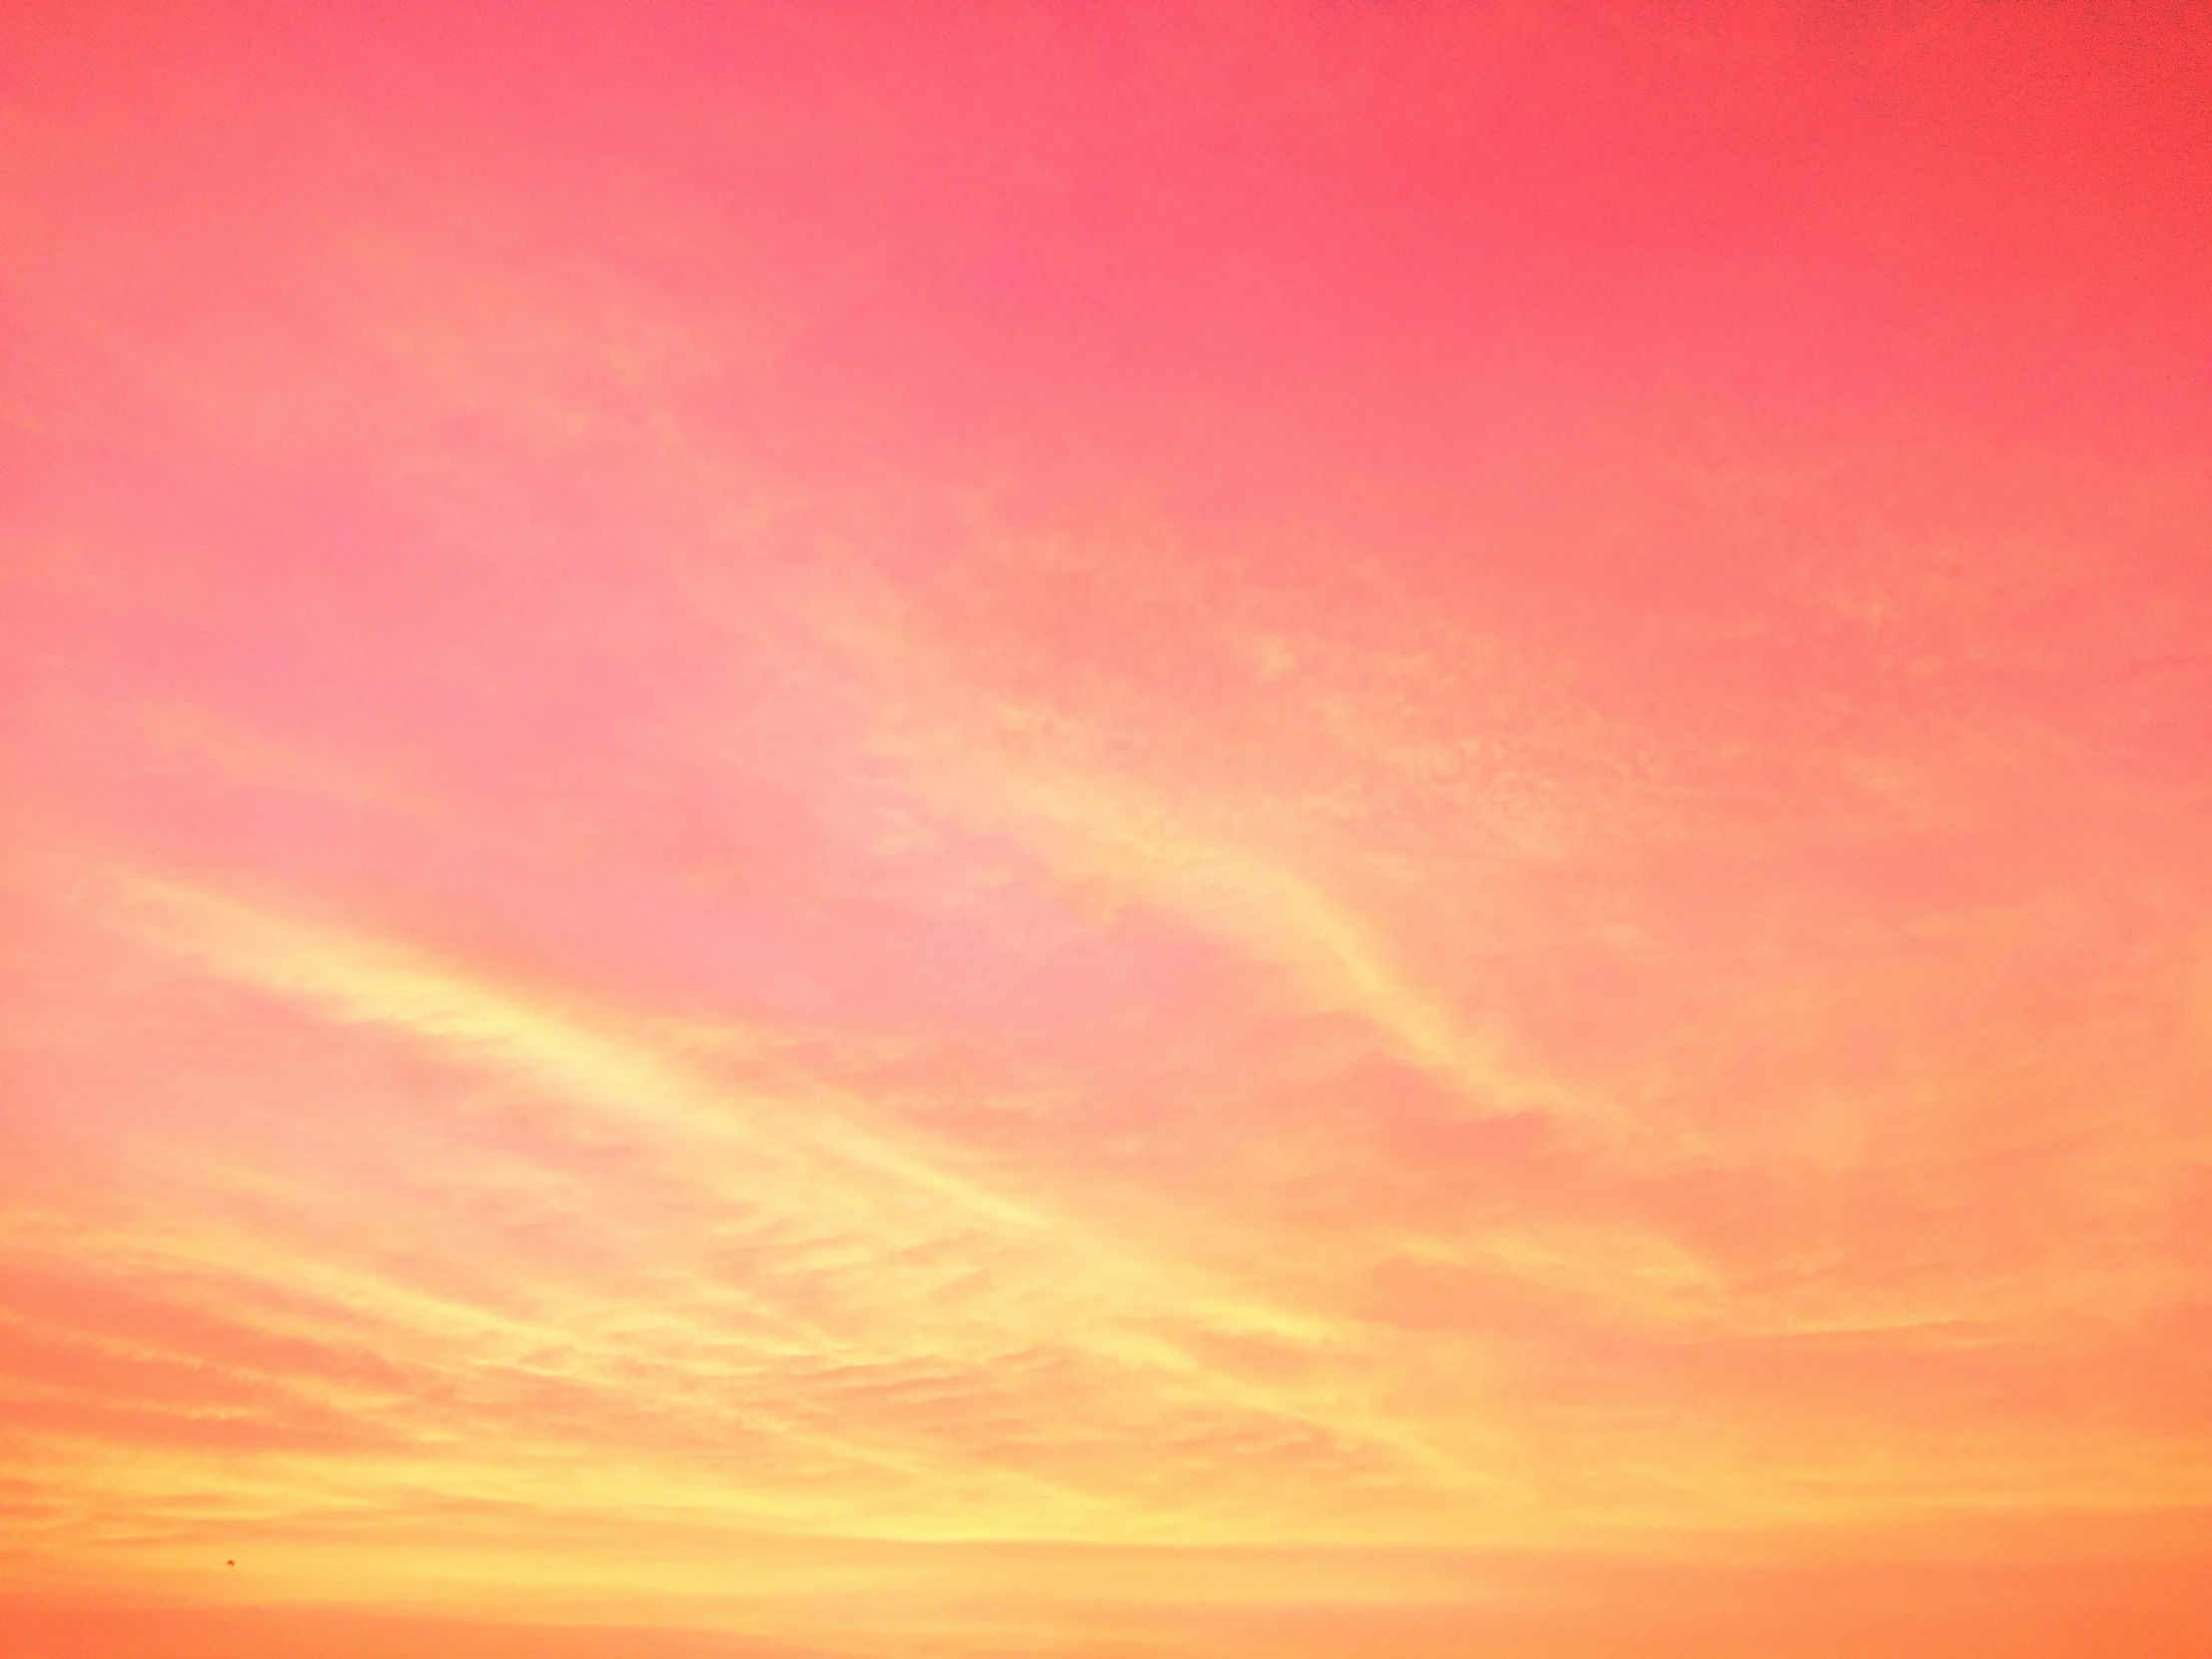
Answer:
6, 2, 2212, 1654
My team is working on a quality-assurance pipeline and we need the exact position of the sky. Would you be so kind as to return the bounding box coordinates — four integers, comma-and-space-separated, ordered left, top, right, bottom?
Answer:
3, 2, 2211, 1655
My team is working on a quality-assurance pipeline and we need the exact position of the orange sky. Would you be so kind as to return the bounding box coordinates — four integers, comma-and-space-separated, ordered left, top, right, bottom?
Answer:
4, 3, 2211, 1655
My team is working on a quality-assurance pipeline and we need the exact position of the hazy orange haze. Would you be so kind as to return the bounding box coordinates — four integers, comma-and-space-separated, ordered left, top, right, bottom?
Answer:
4, 3, 2211, 1655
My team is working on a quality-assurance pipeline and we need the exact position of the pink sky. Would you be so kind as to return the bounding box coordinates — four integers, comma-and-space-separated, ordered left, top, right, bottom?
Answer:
4, 3, 2211, 1654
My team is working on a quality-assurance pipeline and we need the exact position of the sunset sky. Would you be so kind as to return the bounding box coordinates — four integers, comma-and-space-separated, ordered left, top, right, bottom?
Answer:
4, 3, 2211, 1655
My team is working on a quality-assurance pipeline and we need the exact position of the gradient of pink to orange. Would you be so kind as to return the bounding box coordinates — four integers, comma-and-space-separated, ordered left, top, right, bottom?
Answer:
4, 3, 2211, 1654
